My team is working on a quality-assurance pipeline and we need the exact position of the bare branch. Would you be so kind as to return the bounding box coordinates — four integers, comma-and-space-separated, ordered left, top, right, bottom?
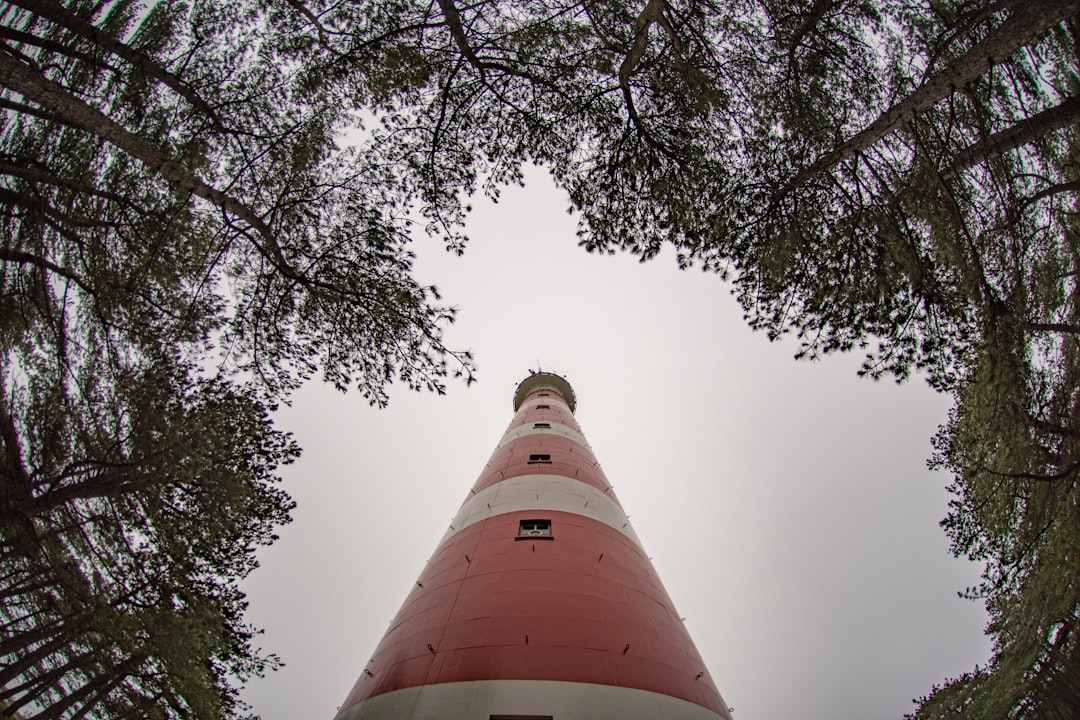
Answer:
0, 248, 96, 294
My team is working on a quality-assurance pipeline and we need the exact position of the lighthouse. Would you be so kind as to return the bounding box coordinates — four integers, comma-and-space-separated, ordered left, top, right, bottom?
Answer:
335, 372, 733, 720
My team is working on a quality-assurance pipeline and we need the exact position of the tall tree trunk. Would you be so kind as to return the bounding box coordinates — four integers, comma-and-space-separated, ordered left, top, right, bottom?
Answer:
0, 632, 78, 688
33, 656, 139, 720
0, 646, 101, 709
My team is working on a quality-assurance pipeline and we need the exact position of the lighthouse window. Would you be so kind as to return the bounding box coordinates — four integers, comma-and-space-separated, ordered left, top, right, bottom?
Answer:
527, 453, 551, 463
535, 404, 550, 409
518, 520, 552, 537
533, 422, 551, 428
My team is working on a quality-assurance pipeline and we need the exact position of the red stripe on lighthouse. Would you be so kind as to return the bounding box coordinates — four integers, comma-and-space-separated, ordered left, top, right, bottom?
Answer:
471, 434, 616, 499
340, 511, 728, 716
336, 373, 733, 720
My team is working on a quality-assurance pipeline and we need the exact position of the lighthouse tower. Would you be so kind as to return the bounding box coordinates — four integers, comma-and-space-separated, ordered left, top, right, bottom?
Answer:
335, 372, 733, 720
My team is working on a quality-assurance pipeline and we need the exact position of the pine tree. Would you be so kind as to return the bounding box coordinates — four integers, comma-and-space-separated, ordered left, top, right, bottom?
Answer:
3, 1, 1078, 716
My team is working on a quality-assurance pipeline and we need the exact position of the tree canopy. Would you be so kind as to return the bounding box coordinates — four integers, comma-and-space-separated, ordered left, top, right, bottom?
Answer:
2, 0, 1078, 717
1, 0, 471, 716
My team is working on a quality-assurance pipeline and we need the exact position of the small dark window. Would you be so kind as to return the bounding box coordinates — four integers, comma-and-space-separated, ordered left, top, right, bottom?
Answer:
491, 716, 553, 720
527, 453, 551, 464
535, 404, 550, 409
533, 422, 551, 428
518, 520, 552, 537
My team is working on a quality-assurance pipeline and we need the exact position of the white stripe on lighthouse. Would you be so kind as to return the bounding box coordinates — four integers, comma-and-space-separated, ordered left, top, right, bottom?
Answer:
443, 474, 642, 548
336, 679, 732, 720
497, 421, 590, 449
517, 395, 572, 412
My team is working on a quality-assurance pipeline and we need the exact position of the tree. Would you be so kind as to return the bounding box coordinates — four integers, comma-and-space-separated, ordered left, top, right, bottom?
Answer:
1, 0, 472, 717
3, 0, 1078, 717
2, 357, 299, 718
275, 0, 1073, 390
911, 324, 1080, 720
0, 0, 474, 402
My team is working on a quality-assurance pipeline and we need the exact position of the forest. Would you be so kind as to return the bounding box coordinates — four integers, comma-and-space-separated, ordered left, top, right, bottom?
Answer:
0, 0, 1077, 718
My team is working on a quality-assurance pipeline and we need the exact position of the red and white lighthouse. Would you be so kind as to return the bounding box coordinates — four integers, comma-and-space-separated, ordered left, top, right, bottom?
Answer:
335, 372, 733, 719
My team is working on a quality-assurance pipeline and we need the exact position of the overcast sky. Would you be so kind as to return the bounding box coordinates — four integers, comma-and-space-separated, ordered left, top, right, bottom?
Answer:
240, 167, 992, 720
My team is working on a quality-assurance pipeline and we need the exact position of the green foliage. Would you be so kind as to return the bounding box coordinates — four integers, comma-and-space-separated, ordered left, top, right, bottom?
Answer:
2, 359, 298, 718
0, 0, 472, 717
3, 0, 1079, 717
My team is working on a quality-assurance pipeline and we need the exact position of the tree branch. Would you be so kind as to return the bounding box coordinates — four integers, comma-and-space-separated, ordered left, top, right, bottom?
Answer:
984, 458, 1080, 482
619, 0, 666, 89
788, 0, 839, 54
0, 158, 139, 206
1026, 321, 1080, 334
0, 248, 96, 294
949, 95, 1080, 176
1023, 179, 1080, 208
617, 0, 679, 155
283, 0, 329, 46
437, 0, 486, 74
9, 0, 223, 126
0, 94, 55, 122
0, 185, 118, 229
434, 0, 564, 91
0, 22, 117, 72
776, 0, 1078, 196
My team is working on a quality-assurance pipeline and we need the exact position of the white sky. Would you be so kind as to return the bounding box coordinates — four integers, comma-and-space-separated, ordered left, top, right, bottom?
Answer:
240, 168, 992, 720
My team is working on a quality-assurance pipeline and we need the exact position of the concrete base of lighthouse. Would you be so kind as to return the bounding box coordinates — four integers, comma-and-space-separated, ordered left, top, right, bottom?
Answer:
336, 679, 730, 720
